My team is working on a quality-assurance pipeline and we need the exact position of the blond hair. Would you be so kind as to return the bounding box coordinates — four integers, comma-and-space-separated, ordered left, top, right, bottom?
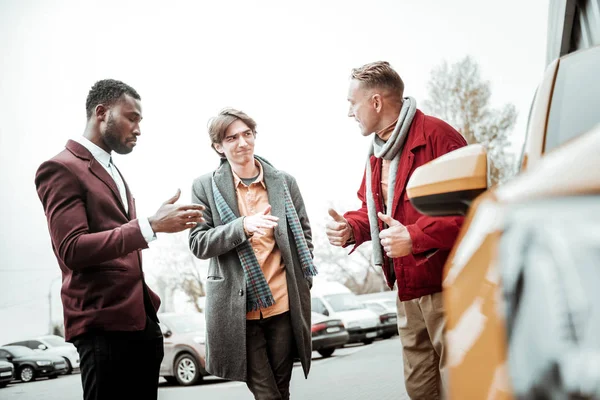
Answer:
351, 61, 404, 101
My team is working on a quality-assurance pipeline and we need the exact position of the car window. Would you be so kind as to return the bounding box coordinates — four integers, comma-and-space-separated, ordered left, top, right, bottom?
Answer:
311, 298, 328, 315
0, 350, 9, 359
324, 293, 366, 312
29, 340, 43, 349
545, 46, 600, 152
2, 347, 34, 357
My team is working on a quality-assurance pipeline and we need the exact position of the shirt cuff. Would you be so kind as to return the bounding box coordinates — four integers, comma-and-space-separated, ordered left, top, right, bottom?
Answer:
139, 216, 157, 244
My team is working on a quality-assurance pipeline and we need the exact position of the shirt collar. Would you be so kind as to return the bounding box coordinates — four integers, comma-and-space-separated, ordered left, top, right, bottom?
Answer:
73, 136, 112, 167
232, 159, 266, 189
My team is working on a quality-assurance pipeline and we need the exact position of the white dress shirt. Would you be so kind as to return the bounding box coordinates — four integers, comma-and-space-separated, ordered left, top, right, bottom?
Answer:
74, 136, 156, 244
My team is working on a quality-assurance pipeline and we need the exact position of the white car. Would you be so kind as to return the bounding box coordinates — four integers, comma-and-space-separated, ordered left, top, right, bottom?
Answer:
5, 335, 80, 374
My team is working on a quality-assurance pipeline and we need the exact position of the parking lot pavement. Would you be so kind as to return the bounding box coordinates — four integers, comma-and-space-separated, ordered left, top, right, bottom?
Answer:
0, 337, 409, 400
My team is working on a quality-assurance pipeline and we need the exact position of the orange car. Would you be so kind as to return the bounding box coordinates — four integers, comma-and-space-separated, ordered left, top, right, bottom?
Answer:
406, 21, 600, 400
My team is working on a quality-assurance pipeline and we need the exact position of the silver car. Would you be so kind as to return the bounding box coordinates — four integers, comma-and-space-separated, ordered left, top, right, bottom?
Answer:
158, 312, 209, 386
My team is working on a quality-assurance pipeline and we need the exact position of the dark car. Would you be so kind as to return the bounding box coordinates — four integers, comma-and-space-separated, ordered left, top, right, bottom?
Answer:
0, 345, 67, 382
362, 300, 398, 339
311, 312, 349, 358
158, 312, 210, 386
0, 360, 14, 388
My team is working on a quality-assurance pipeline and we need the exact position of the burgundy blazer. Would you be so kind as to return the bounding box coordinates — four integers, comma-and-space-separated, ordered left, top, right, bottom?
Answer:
35, 140, 161, 341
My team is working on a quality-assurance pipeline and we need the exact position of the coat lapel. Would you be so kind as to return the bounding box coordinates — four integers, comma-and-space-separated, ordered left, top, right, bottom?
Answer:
88, 159, 128, 217
213, 160, 241, 218
391, 110, 426, 217
261, 160, 287, 239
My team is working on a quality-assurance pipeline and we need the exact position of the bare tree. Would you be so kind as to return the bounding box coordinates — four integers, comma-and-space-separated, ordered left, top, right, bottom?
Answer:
146, 231, 208, 312
423, 56, 518, 185
313, 211, 389, 295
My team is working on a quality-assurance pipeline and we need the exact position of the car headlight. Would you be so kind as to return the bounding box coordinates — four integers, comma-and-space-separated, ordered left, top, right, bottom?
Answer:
36, 361, 52, 366
193, 336, 205, 344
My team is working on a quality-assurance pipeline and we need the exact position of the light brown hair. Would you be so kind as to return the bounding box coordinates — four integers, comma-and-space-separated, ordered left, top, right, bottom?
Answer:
207, 108, 257, 158
351, 61, 404, 101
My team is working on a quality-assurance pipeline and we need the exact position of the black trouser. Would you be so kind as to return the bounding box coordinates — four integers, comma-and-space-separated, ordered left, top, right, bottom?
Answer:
246, 311, 295, 400
73, 332, 164, 400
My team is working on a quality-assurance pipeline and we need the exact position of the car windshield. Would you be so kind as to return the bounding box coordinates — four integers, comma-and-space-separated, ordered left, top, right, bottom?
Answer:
324, 294, 365, 312
4, 346, 34, 357
42, 336, 68, 347
161, 314, 205, 334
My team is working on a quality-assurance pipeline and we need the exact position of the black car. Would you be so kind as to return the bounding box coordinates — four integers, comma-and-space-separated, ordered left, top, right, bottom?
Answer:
0, 359, 14, 388
311, 312, 349, 358
0, 345, 67, 382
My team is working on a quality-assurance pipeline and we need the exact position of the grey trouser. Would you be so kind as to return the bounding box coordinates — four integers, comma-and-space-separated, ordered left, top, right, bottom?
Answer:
397, 292, 447, 400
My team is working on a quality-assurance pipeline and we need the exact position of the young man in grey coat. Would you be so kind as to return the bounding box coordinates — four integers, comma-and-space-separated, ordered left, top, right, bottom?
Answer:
188, 108, 317, 400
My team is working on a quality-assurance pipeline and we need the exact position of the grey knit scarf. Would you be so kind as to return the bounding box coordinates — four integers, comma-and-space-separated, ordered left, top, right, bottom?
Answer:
366, 97, 417, 267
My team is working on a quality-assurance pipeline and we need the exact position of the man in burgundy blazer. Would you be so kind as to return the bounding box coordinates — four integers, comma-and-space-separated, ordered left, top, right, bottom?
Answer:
35, 79, 204, 400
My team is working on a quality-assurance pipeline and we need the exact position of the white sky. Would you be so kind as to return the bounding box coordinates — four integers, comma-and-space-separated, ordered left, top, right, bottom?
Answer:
0, 0, 549, 344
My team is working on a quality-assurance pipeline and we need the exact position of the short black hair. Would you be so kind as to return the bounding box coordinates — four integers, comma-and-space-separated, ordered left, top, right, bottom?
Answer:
85, 79, 141, 119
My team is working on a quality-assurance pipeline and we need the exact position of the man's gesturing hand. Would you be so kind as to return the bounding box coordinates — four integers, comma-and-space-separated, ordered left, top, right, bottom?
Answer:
326, 208, 353, 247
148, 189, 205, 233
243, 205, 279, 237
378, 212, 412, 258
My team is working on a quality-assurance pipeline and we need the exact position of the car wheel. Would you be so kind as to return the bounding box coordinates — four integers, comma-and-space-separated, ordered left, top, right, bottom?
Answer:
174, 353, 202, 386
317, 348, 335, 358
63, 358, 73, 375
20, 366, 35, 382
0, 382, 7, 388
362, 339, 374, 345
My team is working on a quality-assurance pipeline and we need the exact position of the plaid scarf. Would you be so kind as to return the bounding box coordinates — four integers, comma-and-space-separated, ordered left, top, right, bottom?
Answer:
211, 167, 317, 312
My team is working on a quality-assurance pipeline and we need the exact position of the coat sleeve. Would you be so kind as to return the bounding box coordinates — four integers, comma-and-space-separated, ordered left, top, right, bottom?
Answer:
287, 175, 313, 256
35, 160, 148, 270
405, 129, 467, 258
343, 168, 372, 253
188, 177, 248, 260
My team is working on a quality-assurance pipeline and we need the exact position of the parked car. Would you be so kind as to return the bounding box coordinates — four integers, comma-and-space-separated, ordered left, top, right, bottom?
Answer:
405, 19, 600, 400
0, 345, 67, 382
311, 311, 349, 358
5, 335, 79, 374
311, 281, 380, 345
0, 360, 14, 388
361, 300, 398, 339
158, 312, 209, 386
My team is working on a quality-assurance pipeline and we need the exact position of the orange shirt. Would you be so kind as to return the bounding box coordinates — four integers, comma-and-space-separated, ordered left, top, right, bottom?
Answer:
233, 162, 289, 320
377, 118, 398, 207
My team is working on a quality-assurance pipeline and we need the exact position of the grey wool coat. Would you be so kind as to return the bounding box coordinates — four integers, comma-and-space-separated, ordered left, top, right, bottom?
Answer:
188, 157, 313, 382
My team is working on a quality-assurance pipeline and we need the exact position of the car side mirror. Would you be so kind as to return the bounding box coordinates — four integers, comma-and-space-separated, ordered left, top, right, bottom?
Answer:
38, 344, 48, 350
322, 309, 329, 317
163, 330, 172, 338
406, 144, 488, 216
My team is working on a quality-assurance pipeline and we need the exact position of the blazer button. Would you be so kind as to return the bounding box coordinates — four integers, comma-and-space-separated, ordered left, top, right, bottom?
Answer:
239, 289, 244, 296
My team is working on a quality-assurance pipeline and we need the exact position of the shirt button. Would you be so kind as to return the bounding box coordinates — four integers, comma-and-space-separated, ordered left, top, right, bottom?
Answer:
239, 289, 244, 296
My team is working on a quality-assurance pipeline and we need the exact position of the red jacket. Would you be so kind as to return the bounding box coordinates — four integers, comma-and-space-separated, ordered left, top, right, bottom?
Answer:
35, 140, 161, 341
344, 110, 467, 301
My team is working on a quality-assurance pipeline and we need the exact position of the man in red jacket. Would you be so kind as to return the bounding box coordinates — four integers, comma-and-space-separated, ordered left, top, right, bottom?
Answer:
35, 79, 205, 400
326, 61, 466, 399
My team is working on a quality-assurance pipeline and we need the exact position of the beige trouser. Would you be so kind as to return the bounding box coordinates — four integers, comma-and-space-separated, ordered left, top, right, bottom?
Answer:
396, 292, 447, 400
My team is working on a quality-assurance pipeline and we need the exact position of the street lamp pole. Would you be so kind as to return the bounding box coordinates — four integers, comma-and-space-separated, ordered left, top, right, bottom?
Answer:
48, 275, 61, 335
